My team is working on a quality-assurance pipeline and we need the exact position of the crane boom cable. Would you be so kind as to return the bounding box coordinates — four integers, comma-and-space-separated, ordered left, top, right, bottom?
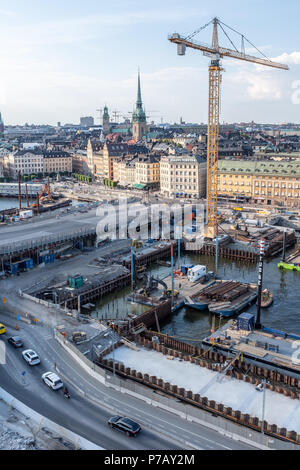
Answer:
184, 19, 213, 41
217, 19, 271, 61
218, 22, 239, 52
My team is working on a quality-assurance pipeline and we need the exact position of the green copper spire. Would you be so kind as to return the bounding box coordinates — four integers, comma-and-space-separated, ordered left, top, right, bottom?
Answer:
133, 70, 146, 123
137, 70, 142, 107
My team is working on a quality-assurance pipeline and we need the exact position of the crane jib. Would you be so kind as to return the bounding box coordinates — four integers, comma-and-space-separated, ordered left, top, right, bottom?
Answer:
168, 36, 289, 70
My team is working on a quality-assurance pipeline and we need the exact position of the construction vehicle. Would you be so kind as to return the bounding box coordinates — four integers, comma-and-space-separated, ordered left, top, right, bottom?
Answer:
169, 18, 288, 239
31, 182, 54, 208
139, 273, 178, 298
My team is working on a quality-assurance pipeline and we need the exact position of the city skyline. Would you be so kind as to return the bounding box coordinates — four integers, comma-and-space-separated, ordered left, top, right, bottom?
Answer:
0, 0, 300, 125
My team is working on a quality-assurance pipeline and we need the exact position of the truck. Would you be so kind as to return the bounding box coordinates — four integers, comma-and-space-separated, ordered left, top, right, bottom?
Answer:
187, 265, 206, 283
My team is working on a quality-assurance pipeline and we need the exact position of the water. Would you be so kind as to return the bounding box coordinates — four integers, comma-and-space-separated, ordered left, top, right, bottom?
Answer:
1, 191, 297, 345
0, 198, 20, 210
92, 284, 149, 321
159, 252, 300, 346
91, 249, 300, 347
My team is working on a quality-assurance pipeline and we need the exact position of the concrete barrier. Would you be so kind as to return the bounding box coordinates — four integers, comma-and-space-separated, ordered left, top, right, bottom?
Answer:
0, 386, 103, 450
55, 331, 298, 450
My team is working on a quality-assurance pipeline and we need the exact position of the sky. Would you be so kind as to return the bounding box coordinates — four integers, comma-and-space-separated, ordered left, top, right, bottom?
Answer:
0, 0, 300, 125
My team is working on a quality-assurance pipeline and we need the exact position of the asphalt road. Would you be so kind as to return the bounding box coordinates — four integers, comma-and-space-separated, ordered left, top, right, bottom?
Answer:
0, 315, 256, 450
0, 208, 99, 247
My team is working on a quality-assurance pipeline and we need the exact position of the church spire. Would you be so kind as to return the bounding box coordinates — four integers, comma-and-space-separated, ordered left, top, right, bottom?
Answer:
137, 69, 142, 107
132, 69, 147, 142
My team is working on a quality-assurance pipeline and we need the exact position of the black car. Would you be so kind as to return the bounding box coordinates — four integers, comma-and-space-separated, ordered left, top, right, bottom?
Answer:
108, 416, 141, 437
7, 336, 23, 348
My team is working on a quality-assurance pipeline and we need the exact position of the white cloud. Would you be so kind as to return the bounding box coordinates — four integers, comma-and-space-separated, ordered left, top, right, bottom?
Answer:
228, 67, 283, 102
246, 74, 282, 101
272, 51, 300, 65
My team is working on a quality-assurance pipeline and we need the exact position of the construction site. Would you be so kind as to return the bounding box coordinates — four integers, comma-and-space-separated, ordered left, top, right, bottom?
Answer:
1, 16, 300, 449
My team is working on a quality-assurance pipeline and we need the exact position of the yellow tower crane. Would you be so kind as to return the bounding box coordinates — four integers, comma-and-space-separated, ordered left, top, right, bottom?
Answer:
169, 17, 289, 239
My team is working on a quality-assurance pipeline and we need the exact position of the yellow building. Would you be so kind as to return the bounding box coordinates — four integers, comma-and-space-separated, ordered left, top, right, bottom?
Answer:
135, 155, 160, 187
218, 160, 300, 206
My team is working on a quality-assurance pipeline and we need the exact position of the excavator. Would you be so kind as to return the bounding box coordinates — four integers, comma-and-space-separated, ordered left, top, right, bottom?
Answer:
31, 182, 54, 209
139, 273, 179, 299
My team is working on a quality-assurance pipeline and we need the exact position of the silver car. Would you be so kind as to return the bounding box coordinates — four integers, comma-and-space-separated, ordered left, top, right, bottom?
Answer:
42, 372, 63, 390
22, 349, 41, 366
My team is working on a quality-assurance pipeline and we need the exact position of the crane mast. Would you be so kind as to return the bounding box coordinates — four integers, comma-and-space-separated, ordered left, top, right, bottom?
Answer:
169, 17, 289, 239
207, 62, 221, 238
206, 18, 221, 238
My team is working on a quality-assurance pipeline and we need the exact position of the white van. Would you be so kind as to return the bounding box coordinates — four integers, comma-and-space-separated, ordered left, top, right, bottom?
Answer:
187, 265, 206, 283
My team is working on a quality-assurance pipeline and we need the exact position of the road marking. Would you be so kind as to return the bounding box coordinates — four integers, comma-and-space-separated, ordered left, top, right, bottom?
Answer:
12, 323, 237, 450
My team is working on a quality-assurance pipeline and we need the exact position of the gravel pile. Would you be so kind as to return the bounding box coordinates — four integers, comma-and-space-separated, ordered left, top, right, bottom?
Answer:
0, 429, 37, 450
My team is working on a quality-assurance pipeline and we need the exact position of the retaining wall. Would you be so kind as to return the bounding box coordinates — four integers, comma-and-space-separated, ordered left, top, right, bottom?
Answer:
55, 331, 297, 450
140, 331, 300, 396
0, 386, 102, 450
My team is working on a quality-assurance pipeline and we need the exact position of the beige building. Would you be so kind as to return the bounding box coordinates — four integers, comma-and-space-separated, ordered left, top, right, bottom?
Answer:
4, 150, 44, 178
135, 155, 160, 187
218, 160, 300, 206
43, 151, 72, 174
4, 149, 72, 178
87, 139, 104, 178
160, 154, 207, 198
118, 158, 137, 186
71, 151, 90, 175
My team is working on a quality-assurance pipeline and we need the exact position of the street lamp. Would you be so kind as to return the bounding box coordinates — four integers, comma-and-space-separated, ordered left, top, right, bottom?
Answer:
261, 379, 266, 435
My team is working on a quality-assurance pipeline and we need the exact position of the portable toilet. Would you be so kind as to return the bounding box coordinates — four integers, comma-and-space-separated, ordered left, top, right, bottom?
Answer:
68, 275, 84, 289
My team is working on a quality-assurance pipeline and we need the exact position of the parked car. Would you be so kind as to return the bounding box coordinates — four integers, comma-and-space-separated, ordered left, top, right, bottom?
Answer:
0, 323, 6, 335
108, 416, 141, 437
42, 372, 63, 390
22, 349, 40, 366
7, 336, 23, 348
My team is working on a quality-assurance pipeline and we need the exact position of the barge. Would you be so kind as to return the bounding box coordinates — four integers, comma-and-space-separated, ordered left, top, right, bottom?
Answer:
186, 280, 258, 317
203, 314, 300, 376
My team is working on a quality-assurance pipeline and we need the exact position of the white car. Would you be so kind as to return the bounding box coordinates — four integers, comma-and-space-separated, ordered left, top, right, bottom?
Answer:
22, 349, 41, 366
42, 372, 63, 391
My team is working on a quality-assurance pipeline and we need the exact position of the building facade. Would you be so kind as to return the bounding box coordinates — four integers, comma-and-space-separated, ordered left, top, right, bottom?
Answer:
118, 157, 137, 186
160, 154, 207, 198
87, 139, 103, 178
4, 149, 72, 178
102, 142, 128, 180
135, 155, 160, 187
71, 151, 90, 175
80, 116, 94, 127
218, 159, 300, 206
43, 151, 72, 174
